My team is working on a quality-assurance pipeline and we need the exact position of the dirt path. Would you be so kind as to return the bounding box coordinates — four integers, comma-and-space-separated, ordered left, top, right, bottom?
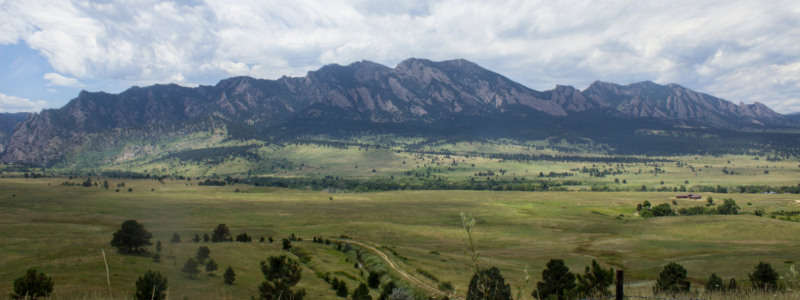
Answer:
335, 239, 464, 299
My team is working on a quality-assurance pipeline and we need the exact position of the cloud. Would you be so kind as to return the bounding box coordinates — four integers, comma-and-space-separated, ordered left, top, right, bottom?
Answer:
43, 73, 84, 87
46, 88, 57, 93
0, 93, 48, 112
1, 0, 800, 113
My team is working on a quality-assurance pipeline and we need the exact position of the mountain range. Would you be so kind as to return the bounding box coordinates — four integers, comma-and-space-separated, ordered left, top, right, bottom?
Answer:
1, 58, 797, 165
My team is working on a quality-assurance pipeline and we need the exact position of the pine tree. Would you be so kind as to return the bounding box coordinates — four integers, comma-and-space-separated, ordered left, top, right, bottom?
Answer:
110, 220, 153, 253
705, 273, 725, 292
749, 261, 780, 290
203, 233, 210, 242
469, 267, 511, 300
134, 270, 168, 300
170, 233, 181, 244
653, 263, 690, 295
195, 246, 211, 264
352, 283, 372, 300
258, 255, 306, 300
224, 266, 236, 285
182, 258, 201, 278
206, 259, 219, 275
533, 259, 575, 300
268, 236, 274, 243
368, 272, 381, 289
282, 238, 292, 250
575, 260, 614, 297
336, 281, 349, 297
156, 240, 162, 253
10, 269, 54, 300
152, 253, 161, 263
192, 234, 201, 243
212, 224, 231, 242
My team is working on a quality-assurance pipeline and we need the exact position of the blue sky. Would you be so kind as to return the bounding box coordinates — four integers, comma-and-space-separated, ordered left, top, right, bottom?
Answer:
1, 0, 799, 113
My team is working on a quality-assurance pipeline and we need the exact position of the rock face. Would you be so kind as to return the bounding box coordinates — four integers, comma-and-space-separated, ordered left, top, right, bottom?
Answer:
582, 81, 788, 126
1, 58, 793, 165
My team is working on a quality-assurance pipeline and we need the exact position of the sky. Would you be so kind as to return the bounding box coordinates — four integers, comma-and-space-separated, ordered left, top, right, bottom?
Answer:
1, 0, 799, 114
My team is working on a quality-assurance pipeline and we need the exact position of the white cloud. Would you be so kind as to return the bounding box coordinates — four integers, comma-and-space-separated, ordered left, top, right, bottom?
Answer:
44, 73, 84, 87
0, 93, 48, 112
46, 88, 57, 93
1, 0, 800, 113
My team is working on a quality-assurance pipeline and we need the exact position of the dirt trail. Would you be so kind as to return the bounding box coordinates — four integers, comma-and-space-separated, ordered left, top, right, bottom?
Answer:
335, 239, 464, 299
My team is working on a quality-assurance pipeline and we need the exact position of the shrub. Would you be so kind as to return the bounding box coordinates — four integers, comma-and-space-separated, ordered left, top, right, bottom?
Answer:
705, 273, 724, 292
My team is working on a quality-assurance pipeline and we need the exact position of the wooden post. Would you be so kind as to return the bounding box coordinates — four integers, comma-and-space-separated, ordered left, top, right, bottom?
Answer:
615, 270, 624, 300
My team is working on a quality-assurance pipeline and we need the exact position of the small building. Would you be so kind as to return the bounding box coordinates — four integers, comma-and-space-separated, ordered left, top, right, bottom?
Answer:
689, 194, 702, 199
676, 194, 689, 199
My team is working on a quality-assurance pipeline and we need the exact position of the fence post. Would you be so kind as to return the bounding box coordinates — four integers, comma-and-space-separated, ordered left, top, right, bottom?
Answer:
616, 270, 624, 300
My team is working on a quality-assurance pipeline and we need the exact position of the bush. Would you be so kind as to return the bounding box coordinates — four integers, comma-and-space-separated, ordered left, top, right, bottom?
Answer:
651, 203, 675, 217
716, 198, 740, 215
10, 269, 54, 300
288, 246, 313, 263
653, 263, 690, 295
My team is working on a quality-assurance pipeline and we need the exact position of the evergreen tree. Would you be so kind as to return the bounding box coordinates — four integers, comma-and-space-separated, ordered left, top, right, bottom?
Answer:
192, 234, 201, 243
336, 281, 349, 298
260, 237, 266, 242
653, 263, 690, 295
134, 270, 168, 300
182, 258, 201, 278
352, 283, 372, 300
368, 272, 382, 289
110, 220, 153, 253
224, 266, 236, 285
203, 233, 210, 242
153, 253, 161, 263
282, 238, 292, 250
268, 236, 274, 243
212, 224, 231, 242
376, 281, 396, 300
749, 261, 780, 290
156, 240, 162, 253
705, 273, 725, 292
10, 269, 54, 300
206, 259, 219, 275
728, 278, 738, 291
468, 267, 511, 300
258, 255, 306, 300
195, 246, 211, 264
575, 260, 614, 297
170, 233, 181, 244
331, 277, 340, 290
533, 259, 576, 300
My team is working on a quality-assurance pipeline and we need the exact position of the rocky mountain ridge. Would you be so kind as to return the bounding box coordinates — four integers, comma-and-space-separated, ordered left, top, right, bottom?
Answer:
1, 58, 794, 165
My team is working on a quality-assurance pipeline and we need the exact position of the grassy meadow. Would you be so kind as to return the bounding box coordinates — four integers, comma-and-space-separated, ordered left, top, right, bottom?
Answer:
1, 173, 799, 299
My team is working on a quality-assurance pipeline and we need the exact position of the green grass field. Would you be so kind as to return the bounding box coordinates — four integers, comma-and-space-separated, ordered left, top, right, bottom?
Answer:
1, 173, 799, 300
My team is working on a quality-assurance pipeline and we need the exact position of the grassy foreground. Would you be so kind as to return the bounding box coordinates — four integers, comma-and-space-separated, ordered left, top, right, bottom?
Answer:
1, 177, 799, 299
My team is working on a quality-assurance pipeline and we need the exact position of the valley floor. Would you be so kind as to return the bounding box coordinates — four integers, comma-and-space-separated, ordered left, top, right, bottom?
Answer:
1, 177, 799, 299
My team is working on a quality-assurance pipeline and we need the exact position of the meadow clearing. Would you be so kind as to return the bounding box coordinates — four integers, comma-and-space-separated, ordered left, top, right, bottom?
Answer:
1, 173, 799, 300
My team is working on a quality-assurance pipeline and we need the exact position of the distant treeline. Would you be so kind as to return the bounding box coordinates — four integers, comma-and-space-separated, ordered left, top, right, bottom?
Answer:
162, 145, 260, 165
250, 177, 581, 192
